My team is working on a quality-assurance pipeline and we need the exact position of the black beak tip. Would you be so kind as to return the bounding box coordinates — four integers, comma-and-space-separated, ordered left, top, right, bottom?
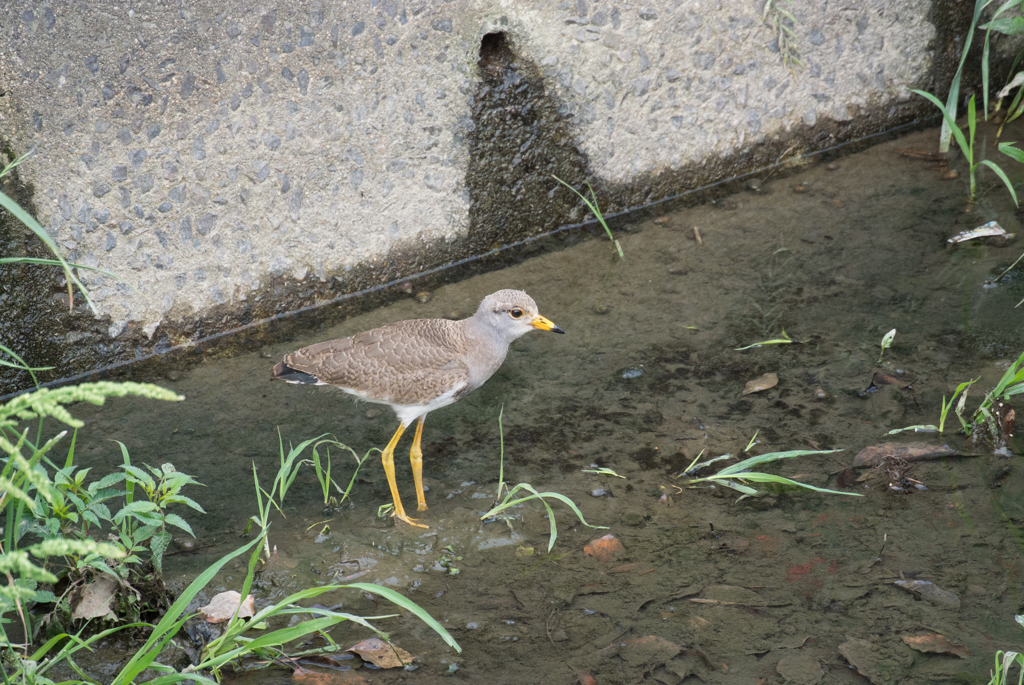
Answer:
552, 326, 566, 335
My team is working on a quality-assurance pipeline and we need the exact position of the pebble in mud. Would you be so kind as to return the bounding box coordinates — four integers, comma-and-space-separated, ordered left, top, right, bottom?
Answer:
414, 290, 432, 303
174, 537, 197, 551
591, 488, 607, 497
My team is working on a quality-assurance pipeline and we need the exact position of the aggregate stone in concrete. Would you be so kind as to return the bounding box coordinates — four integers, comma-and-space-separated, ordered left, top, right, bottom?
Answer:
1, 0, 937, 342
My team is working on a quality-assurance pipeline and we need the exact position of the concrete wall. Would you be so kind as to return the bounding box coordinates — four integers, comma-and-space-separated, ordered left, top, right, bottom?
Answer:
0, 0, 957, 391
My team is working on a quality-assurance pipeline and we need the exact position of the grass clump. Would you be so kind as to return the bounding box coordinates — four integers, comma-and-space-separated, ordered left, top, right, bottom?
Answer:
480, 408, 607, 552
683, 449, 863, 500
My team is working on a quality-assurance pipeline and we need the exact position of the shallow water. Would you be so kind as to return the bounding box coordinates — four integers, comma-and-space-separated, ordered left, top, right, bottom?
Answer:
59, 124, 1024, 684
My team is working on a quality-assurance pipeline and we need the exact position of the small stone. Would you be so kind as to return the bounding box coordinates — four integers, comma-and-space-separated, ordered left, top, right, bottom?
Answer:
814, 388, 829, 399
591, 489, 607, 497
414, 291, 432, 304
826, 162, 840, 171
365, 408, 383, 419
594, 304, 611, 314
173, 536, 196, 551
793, 184, 808, 193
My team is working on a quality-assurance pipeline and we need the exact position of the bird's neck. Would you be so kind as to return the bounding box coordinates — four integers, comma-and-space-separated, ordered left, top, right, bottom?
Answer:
461, 318, 511, 379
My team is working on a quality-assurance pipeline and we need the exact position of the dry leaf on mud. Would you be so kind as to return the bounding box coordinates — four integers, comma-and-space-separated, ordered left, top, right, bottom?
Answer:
851, 442, 958, 468
199, 591, 255, 623
575, 671, 598, 685
598, 635, 682, 666
292, 666, 368, 684
347, 637, 414, 668
901, 634, 969, 658
583, 534, 624, 563
742, 373, 778, 395
72, 573, 120, 621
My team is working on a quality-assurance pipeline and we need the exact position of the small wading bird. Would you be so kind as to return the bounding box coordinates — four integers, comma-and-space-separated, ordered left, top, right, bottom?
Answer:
272, 289, 564, 527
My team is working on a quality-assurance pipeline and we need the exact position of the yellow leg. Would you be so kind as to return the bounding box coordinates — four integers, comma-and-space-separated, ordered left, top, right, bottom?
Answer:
381, 423, 427, 528
411, 416, 428, 511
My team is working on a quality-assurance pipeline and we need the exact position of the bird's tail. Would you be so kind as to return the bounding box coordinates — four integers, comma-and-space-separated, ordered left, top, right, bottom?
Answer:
271, 361, 320, 384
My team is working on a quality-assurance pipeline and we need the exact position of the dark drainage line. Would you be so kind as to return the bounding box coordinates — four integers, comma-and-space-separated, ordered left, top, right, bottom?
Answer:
1, 116, 931, 400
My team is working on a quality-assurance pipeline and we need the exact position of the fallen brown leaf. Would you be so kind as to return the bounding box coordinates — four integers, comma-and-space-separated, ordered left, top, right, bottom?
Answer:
199, 591, 255, 623
743, 372, 778, 395
72, 573, 119, 621
292, 666, 368, 684
347, 637, 414, 668
583, 534, 624, 563
901, 634, 969, 658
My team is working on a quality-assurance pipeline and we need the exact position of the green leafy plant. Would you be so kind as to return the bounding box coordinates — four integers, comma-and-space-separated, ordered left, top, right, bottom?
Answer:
0, 381, 184, 671
110, 443, 205, 576
4, 431, 461, 683
685, 449, 864, 500
912, 91, 1021, 207
552, 175, 623, 260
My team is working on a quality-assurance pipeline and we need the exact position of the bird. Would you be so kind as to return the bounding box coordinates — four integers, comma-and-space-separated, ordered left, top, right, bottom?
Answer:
272, 289, 565, 528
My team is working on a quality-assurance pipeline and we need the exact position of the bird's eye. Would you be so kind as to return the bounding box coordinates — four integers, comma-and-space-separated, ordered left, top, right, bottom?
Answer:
510, 308, 524, 319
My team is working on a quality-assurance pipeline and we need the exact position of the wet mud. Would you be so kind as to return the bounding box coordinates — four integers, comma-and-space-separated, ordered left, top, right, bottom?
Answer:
54, 123, 1024, 684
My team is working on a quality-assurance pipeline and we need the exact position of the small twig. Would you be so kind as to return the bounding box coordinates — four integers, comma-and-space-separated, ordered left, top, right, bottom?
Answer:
693, 226, 703, 245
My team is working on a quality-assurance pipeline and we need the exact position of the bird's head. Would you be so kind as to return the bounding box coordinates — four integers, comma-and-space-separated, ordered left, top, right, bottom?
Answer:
475, 289, 565, 341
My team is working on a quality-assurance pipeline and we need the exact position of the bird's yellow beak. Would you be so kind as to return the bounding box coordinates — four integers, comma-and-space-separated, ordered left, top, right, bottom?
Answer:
531, 315, 565, 334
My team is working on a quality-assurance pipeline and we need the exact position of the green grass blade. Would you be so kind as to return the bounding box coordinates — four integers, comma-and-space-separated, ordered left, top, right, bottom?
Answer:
551, 174, 622, 258
0, 189, 98, 315
980, 159, 1020, 206
999, 141, 1024, 164
713, 471, 863, 496
715, 449, 843, 476
913, 90, 971, 156
345, 582, 462, 653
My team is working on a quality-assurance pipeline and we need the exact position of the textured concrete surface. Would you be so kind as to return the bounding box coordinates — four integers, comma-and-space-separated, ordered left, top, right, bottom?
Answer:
0, 0, 967, 391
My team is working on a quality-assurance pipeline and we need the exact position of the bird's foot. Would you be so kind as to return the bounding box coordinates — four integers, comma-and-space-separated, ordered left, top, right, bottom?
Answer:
416, 503, 429, 512
393, 511, 429, 529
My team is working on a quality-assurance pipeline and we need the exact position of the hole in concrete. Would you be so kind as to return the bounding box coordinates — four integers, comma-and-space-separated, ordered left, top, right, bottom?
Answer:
478, 32, 511, 71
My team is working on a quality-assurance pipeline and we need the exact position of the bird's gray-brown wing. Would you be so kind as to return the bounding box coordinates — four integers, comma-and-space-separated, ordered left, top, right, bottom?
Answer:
281, 319, 472, 405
